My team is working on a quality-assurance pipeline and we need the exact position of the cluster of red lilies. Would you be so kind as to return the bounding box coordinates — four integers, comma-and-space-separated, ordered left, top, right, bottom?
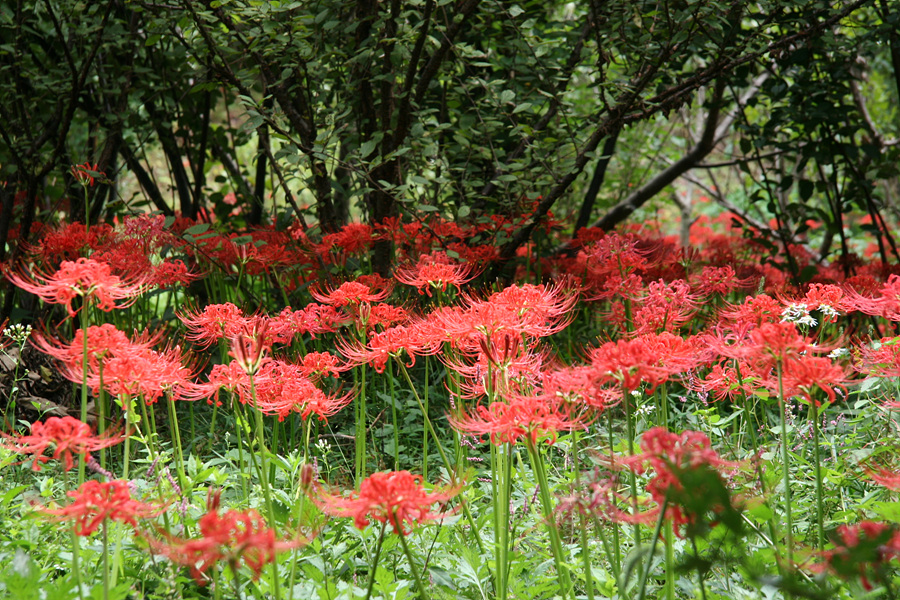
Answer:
2, 210, 900, 592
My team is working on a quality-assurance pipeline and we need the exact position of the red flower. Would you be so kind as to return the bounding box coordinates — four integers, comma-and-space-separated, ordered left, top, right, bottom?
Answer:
178, 303, 251, 348
228, 320, 271, 375
694, 265, 753, 296
394, 251, 478, 296
70, 162, 105, 187
631, 279, 700, 335
310, 280, 392, 308
337, 323, 440, 373
5, 258, 148, 317
821, 521, 900, 591
42, 479, 160, 535
448, 394, 588, 446
855, 336, 900, 379
313, 471, 460, 535
150, 492, 301, 583
1, 416, 126, 472
620, 427, 738, 534
588, 333, 696, 392
776, 354, 849, 406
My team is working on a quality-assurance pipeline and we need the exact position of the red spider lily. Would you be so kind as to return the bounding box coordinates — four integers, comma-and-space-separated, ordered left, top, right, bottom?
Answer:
92, 241, 196, 288
844, 274, 900, 321
711, 321, 821, 372
537, 365, 617, 411
819, 521, 900, 591
337, 323, 440, 373
272, 303, 351, 338
589, 333, 697, 392
865, 465, 900, 491
690, 360, 762, 402
441, 337, 547, 398
320, 222, 376, 256
775, 354, 849, 406
394, 251, 479, 296
87, 345, 197, 404
30, 324, 154, 374
42, 479, 160, 536
29, 326, 190, 403
310, 280, 392, 308
312, 470, 461, 535
619, 427, 739, 534
693, 265, 754, 296
582, 231, 653, 277
800, 283, 850, 319
4, 257, 149, 317
366, 302, 411, 330
298, 351, 349, 381
70, 162, 105, 187
631, 279, 700, 335
448, 394, 589, 446
854, 336, 900, 379
717, 294, 783, 329
149, 491, 302, 583
29, 221, 113, 262
487, 283, 579, 329
187, 358, 351, 422
228, 320, 270, 375
250, 361, 352, 422
430, 289, 572, 355
1, 417, 126, 472
178, 303, 251, 348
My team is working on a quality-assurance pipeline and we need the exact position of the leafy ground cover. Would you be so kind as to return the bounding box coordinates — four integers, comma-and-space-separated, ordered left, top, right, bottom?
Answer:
1, 200, 900, 600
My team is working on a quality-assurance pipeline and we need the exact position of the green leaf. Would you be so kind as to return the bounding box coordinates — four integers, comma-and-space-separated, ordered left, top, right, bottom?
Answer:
457, 205, 471, 218
184, 223, 210, 236
360, 139, 378, 158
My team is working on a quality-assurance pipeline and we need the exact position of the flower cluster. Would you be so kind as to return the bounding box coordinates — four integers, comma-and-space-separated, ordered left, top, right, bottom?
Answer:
312, 471, 460, 535
1, 417, 126, 472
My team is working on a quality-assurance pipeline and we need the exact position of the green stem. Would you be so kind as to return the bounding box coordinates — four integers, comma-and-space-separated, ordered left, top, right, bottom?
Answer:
249, 374, 280, 600
572, 429, 595, 600
365, 523, 387, 600
691, 536, 708, 600
397, 527, 430, 600
389, 362, 399, 470
423, 358, 430, 479
636, 495, 668, 600
102, 520, 110, 600
356, 363, 368, 485
396, 360, 485, 555
777, 361, 794, 568
62, 469, 85, 600
525, 437, 572, 600
167, 396, 188, 494
809, 400, 825, 552
78, 307, 89, 485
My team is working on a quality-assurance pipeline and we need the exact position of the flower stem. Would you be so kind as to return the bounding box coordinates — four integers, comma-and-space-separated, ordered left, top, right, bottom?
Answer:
525, 437, 572, 600
397, 527, 430, 600
636, 495, 667, 600
809, 401, 825, 552
365, 523, 387, 600
777, 361, 794, 568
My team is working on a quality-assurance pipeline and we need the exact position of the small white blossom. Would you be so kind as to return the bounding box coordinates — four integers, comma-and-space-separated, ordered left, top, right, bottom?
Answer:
2, 323, 32, 344
782, 303, 817, 327
818, 304, 840, 320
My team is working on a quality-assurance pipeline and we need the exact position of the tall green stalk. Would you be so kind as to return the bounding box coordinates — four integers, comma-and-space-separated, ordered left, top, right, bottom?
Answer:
776, 361, 794, 568
524, 437, 572, 600
809, 400, 826, 552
